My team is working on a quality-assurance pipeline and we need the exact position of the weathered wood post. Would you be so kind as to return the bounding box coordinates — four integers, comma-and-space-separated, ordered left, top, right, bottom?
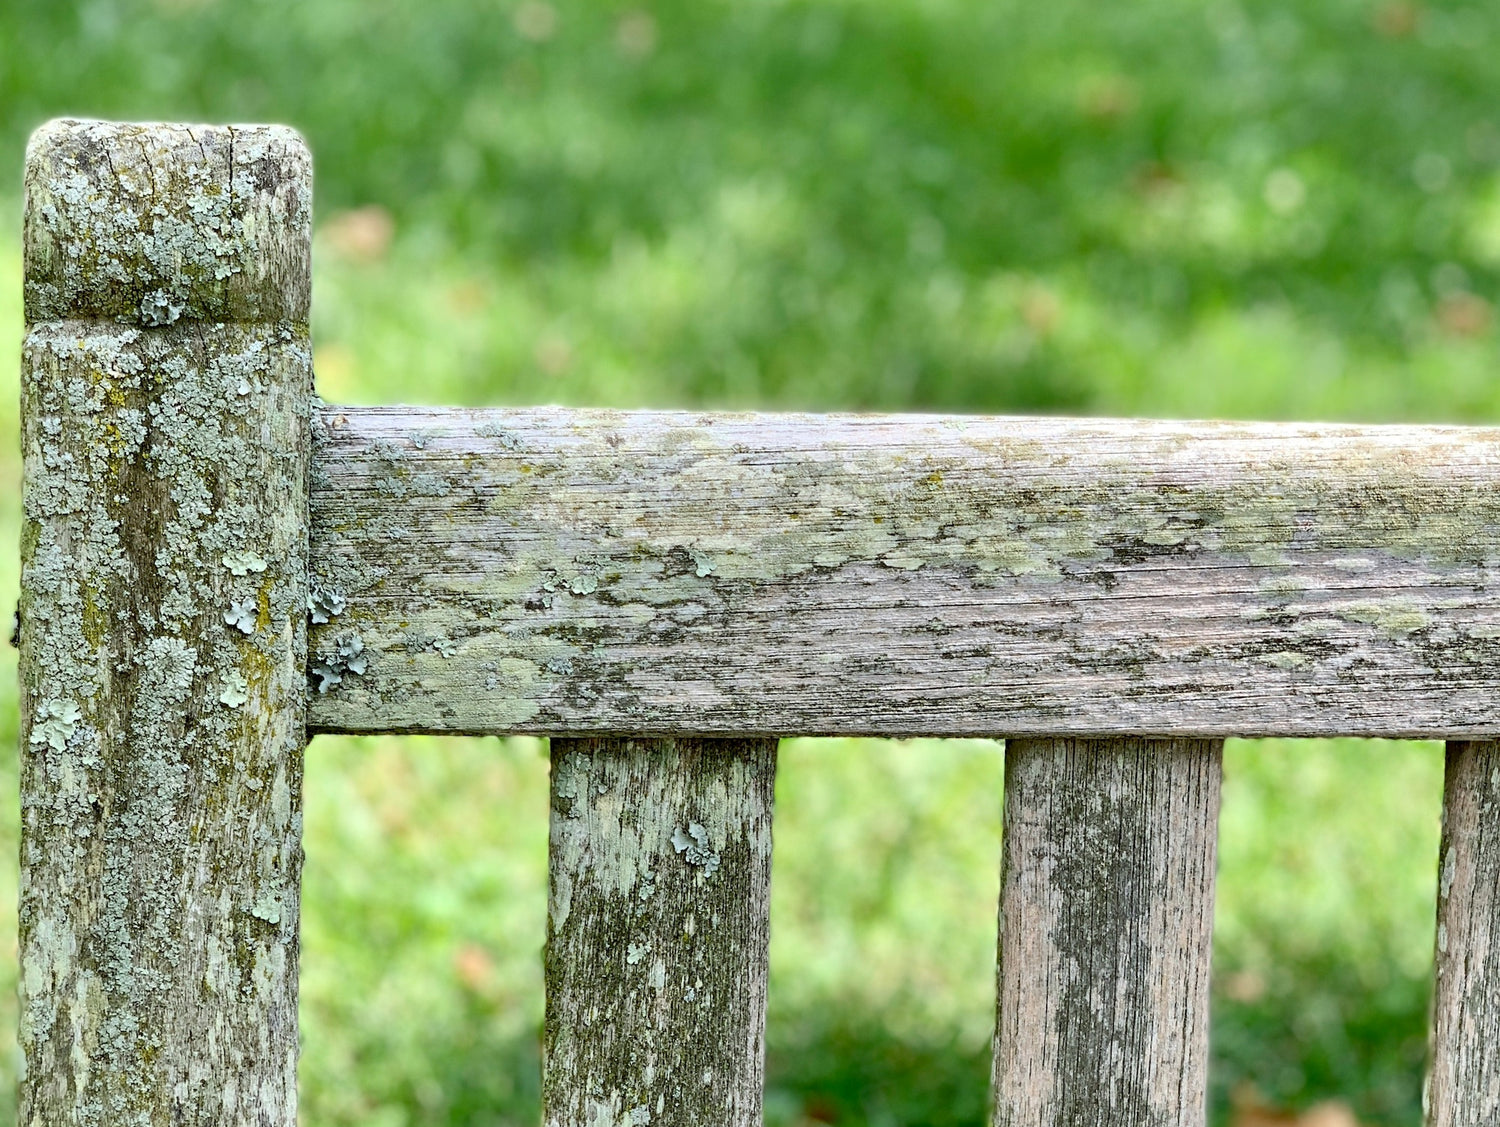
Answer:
992, 738, 1222, 1127
544, 736, 778, 1127
1425, 740, 1500, 1127
18, 120, 312, 1125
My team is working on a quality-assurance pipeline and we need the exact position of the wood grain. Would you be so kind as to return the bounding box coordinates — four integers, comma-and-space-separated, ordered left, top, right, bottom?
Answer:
1426, 740, 1500, 1127
309, 406, 1500, 737
544, 737, 777, 1127
19, 121, 311, 1127
993, 737, 1221, 1127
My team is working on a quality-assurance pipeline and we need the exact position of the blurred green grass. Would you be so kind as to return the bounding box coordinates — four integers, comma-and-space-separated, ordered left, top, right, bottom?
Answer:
4, 0, 1495, 1121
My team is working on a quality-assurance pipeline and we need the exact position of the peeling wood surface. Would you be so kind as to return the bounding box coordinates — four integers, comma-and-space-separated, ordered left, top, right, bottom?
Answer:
1425, 740, 1500, 1127
19, 121, 311, 1126
309, 407, 1500, 737
544, 737, 776, 1127
993, 738, 1221, 1127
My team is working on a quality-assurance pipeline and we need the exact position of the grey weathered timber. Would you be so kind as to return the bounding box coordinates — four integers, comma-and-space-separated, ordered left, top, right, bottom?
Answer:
993, 738, 1221, 1127
1426, 740, 1500, 1126
310, 407, 1500, 738
19, 121, 311, 1126
544, 737, 777, 1127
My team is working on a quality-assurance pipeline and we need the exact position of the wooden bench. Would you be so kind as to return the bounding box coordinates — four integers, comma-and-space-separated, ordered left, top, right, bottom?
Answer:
17, 119, 1499, 1127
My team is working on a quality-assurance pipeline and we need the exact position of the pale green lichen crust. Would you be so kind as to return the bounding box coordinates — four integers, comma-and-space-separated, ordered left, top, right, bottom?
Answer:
19, 121, 310, 1127
24, 119, 312, 325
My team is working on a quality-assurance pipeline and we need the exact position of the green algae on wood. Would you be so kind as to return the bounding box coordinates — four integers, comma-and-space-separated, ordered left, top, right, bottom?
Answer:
18, 120, 311, 1127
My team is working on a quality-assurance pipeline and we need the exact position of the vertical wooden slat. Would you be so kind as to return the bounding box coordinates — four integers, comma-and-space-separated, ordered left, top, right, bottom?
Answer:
19, 120, 312, 1125
544, 736, 778, 1127
992, 737, 1222, 1127
1426, 740, 1500, 1127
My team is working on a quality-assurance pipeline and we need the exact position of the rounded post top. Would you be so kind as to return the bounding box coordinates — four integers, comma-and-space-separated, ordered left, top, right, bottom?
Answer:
23, 118, 312, 326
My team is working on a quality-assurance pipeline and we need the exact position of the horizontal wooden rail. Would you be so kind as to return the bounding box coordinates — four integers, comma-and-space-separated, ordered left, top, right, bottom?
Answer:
311, 406, 1500, 738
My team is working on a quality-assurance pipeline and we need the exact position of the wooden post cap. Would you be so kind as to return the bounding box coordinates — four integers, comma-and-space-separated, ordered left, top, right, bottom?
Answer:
23, 118, 312, 325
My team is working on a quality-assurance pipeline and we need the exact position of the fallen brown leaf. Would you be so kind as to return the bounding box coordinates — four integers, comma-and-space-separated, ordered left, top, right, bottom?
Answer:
321, 205, 395, 263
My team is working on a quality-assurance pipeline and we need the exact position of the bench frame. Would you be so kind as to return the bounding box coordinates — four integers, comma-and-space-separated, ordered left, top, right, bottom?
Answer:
17, 119, 1494, 1127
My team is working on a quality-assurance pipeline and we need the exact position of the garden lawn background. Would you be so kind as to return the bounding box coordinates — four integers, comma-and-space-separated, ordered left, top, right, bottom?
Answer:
2, 0, 1497, 1121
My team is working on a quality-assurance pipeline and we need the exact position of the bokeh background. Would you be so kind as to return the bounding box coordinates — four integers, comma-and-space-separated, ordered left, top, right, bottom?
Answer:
3, 0, 1497, 1122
